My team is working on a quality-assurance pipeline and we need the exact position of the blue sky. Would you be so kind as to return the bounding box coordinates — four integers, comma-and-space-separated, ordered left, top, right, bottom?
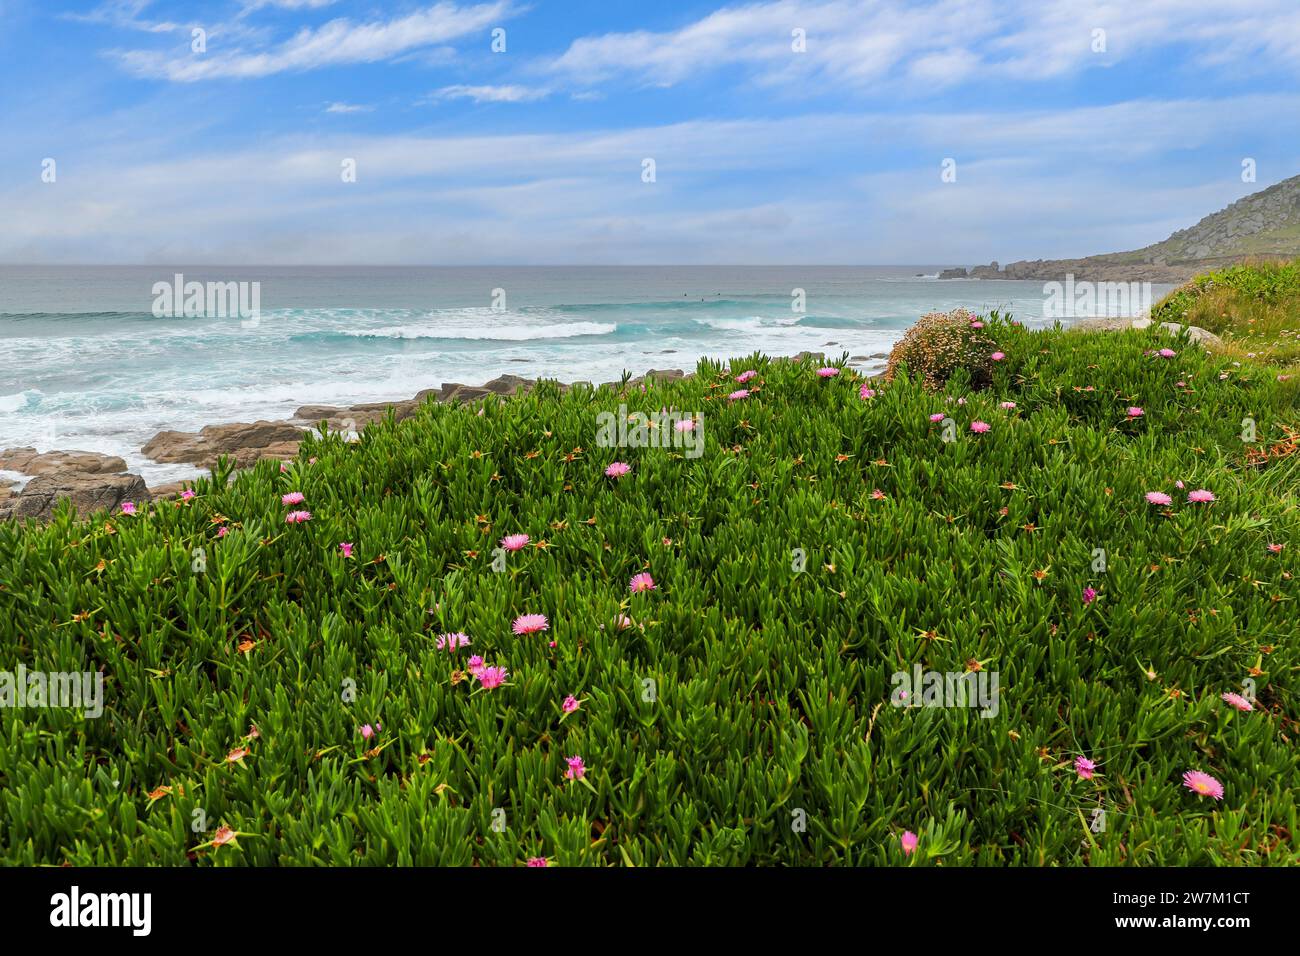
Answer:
1, 0, 1298, 264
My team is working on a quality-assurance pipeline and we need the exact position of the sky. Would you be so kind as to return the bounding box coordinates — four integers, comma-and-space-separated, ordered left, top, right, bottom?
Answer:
0, 0, 1298, 265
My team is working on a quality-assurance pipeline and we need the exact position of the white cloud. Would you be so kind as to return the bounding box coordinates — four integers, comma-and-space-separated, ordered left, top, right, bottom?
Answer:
325, 102, 372, 113
429, 84, 549, 103
117, 1, 514, 81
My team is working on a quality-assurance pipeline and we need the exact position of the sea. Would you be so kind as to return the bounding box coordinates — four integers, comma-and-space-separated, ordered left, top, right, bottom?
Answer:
0, 266, 1173, 485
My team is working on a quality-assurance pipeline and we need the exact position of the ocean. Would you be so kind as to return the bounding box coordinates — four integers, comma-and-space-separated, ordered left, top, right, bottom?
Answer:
0, 266, 1172, 484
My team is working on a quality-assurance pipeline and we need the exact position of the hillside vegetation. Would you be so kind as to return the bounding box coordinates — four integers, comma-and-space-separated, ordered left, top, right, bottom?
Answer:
1, 314, 1298, 866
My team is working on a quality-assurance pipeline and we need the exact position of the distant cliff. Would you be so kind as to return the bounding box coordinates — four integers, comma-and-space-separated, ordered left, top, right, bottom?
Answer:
942, 174, 1300, 282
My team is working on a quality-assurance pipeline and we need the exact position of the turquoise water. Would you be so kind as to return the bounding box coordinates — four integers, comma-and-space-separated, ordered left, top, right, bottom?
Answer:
0, 266, 1172, 483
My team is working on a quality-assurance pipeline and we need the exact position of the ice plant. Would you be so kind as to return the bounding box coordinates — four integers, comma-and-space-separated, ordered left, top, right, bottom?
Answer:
500, 533, 530, 551
339, 542, 353, 558
900, 831, 918, 856
871, 489, 886, 500
969, 421, 991, 433
120, 501, 136, 515
735, 370, 757, 383
1187, 489, 1215, 504
513, 614, 549, 635
604, 461, 631, 478
859, 385, 876, 399
1074, 756, 1096, 780
360, 724, 375, 740
282, 491, 305, 505
466, 655, 486, 677
1181, 770, 1224, 800
990, 351, 1006, 361
674, 418, 696, 432
1220, 692, 1253, 712
1267, 543, 1284, 554
817, 367, 839, 378
562, 695, 581, 714
1082, 587, 1097, 606
629, 572, 656, 593
999, 401, 1016, 410
1126, 406, 1144, 418
929, 413, 944, 422
1158, 348, 1176, 358
478, 666, 509, 690
181, 489, 196, 501
285, 510, 312, 523
1145, 492, 1173, 506
436, 632, 470, 652
728, 389, 750, 401
526, 857, 549, 868
564, 755, 586, 781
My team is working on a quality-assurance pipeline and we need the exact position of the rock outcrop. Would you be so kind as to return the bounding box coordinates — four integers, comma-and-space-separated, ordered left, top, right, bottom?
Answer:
1, 472, 149, 521
0, 447, 127, 476
141, 420, 305, 468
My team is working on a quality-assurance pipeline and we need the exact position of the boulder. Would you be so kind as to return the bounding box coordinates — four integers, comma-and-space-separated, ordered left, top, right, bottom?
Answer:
0, 447, 127, 476
4, 471, 150, 521
142, 420, 304, 467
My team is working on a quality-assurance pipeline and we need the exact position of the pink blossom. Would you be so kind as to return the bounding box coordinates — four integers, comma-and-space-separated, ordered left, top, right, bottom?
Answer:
513, 614, 549, 635
1181, 770, 1224, 800
526, 857, 549, 868
1145, 492, 1173, 506
1267, 543, 1284, 554
217, 526, 229, 538
282, 491, 305, 506
900, 831, 918, 856
360, 724, 375, 740
969, 421, 991, 433
181, 490, 196, 501
999, 401, 1016, 410
674, 418, 696, 432
500, 533, 530, 551
728, 389, 750, 401
478, 666, 509, 690
562, 695, 580, 714
1127, 406, 1144, 418
990, 351, 1006, 361
339, 541, 353, 558
969, 320, 984, 329
1158, 348, 1176, 358
1186, 489, 1215, 504
735, 370, 757, 383
629, 572, 656, 593
564, 755, 586, 781
817, 367, 839, 378
871, 489, 886, 500
605, 461, 631, 478
1082, 587, 1097, 605
1074, 756, 1096, 780
1220, 692, 1253, 713
859, 385, 876, 400
466, 655, 486, 677
436, 632, 470, 652
285, 510, 312, 523
120, 501, 136, 515
929, 413, 945, 422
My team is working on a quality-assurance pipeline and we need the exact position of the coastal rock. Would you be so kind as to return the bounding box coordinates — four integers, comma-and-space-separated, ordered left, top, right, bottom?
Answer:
148, 480, 191, 499
3, 471, 149, 521
142, 420, 304, 468
1069, 317, 1223, 348
0, 447, 127, 476
938, 268, 969, 279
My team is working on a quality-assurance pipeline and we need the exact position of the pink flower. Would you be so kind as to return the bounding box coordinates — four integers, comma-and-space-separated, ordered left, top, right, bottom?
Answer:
674, 418, 696, 432
999, 401, 1016, 410
466, 655, 486, 677
1145, 492, 1172, 506
1181, 770, 1224, 800
871, 488, 885, 500
1074, 756, 1096, 780
500, 533, 530, 551
282, 491, 305, 505
285, 510, 312, 523
564, 755, 586, 780
181, 489, 196, 501
526, 857, 549, 868
562, 695, 580, 714
728, 389, 750, 401
929, 413, 945, 422
1220, 692, 1253, 712
859, 385, 876, 400
629, 572, 656, 593
969, 320, 984, 329
279, 462, 289, 473
360, 724, 375, 740
1175, 480, 1185, 489
969, 421, 991, 433
817, 367, 839, 378
478, 666, 509, 690
605, 461, 631, 478
513, 614, 549, 635
1127, 406, 1144, 418
1187, 489, 1215, 504
1082, 587, 1097, 605
735, 370, 757, 383
1267, 543, 1284, 554
990, 351, 1006, 361
900, 831, 918, 856
216, 526, 229, 538
615, 614, 634, 631
436, 632, 470, 652
339, 541, 353, 558
1158, 348, 1176, 358
120, 501, 136, 515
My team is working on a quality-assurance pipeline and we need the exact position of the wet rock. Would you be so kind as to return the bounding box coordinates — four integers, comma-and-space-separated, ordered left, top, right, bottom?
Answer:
4, 471, 149, 521
0, 447, 127, 476
142, 420, 304, 468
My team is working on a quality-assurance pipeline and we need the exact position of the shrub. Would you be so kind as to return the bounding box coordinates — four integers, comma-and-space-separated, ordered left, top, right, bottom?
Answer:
885, 308, 1002, 390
